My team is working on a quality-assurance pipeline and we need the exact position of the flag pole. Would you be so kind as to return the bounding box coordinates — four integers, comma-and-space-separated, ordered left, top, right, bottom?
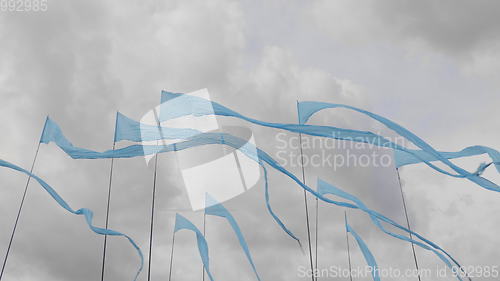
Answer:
297, 100, 315, 281
147, 152, 159, 281
0, 142, 41, 280
0, 118, 46, 280
202, 211, 206, 281
396, 168, 421, 281
100, 113, 118, 281
314, 187, 319, 275
168, 230, 176, 281
147, 108, 166, 281
344, 211, 353, 281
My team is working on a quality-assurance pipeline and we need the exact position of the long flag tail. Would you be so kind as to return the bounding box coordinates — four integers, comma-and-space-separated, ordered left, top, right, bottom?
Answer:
0, 159, 144, 281
174, 214, 215, 281
205, 194, 262, 281
41, 115, 468, 280
345, 215, 380, 281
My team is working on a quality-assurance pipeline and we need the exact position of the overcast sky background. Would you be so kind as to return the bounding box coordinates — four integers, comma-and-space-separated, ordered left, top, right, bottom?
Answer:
0, 1, 499, 281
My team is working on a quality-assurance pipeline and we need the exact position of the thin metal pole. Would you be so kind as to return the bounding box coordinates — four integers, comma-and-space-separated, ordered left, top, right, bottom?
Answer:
297, 100, 315, 281
147, 153, 159, 281
396, 168, 421, 281
100, 140, 116, 281
147, 108, 167, 281
202, 212, 206, 281
396, 169, 471, 280
0, 142, 41, 280
314, 196, 319, 275
298, 131, 315, 281
168, 231, 176, 281
344, 211, 353, 281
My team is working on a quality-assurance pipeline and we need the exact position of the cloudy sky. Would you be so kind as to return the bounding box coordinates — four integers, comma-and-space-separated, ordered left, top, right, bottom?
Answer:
0, 1, 499, 281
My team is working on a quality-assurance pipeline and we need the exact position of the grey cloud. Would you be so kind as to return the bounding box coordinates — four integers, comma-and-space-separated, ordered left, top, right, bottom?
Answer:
311, 0, 500, 56
0, 1, 499, 281
375, 0, 500, 55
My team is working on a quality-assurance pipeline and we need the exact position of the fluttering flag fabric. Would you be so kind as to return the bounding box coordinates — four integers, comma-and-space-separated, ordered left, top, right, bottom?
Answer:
316, 179, 467, 281
262, 165, 302, 247
40, 116, 185, 159
7, 89, 493, 281
158, 91, 499, 191
40, 114, 304, 248
36, 91, 497, 281
204, 194, 262, 281
344, 215, 380, 281
297, 101, 499, 191
40, 115, 468, 281
115, 112, 200, 143
174, 213, 215, 281
394, 146, 500, 171
0, 159, 144, 281
40, 113, 301, 247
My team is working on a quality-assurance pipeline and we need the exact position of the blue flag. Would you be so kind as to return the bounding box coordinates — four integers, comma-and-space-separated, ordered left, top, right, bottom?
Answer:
317, 179, 466, 281
174, 213, 215, 281
39, 115, 468, 280
205, 194, 262, 281
0, 159, 144, 281
157, 91, 499, 190
345, 215, 380, 281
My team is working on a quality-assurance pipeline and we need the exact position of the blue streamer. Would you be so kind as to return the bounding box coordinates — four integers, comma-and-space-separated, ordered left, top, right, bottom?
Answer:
262, 165, 302, 247
115, 112, 199, 143
113, 105, 316, 249
157, 91, 499, 191
40, 115, 469, 280
41, 91, 491, 280
204, 194, 262, 281
174, 213, 215, 281
317, 179, 466, 281
41, 116, 171, 159
298, 101, 499, 191
394, 146, 500, 171
344, 215, 380, 281
0, 159, 144, 281
16, 92, 492, 281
